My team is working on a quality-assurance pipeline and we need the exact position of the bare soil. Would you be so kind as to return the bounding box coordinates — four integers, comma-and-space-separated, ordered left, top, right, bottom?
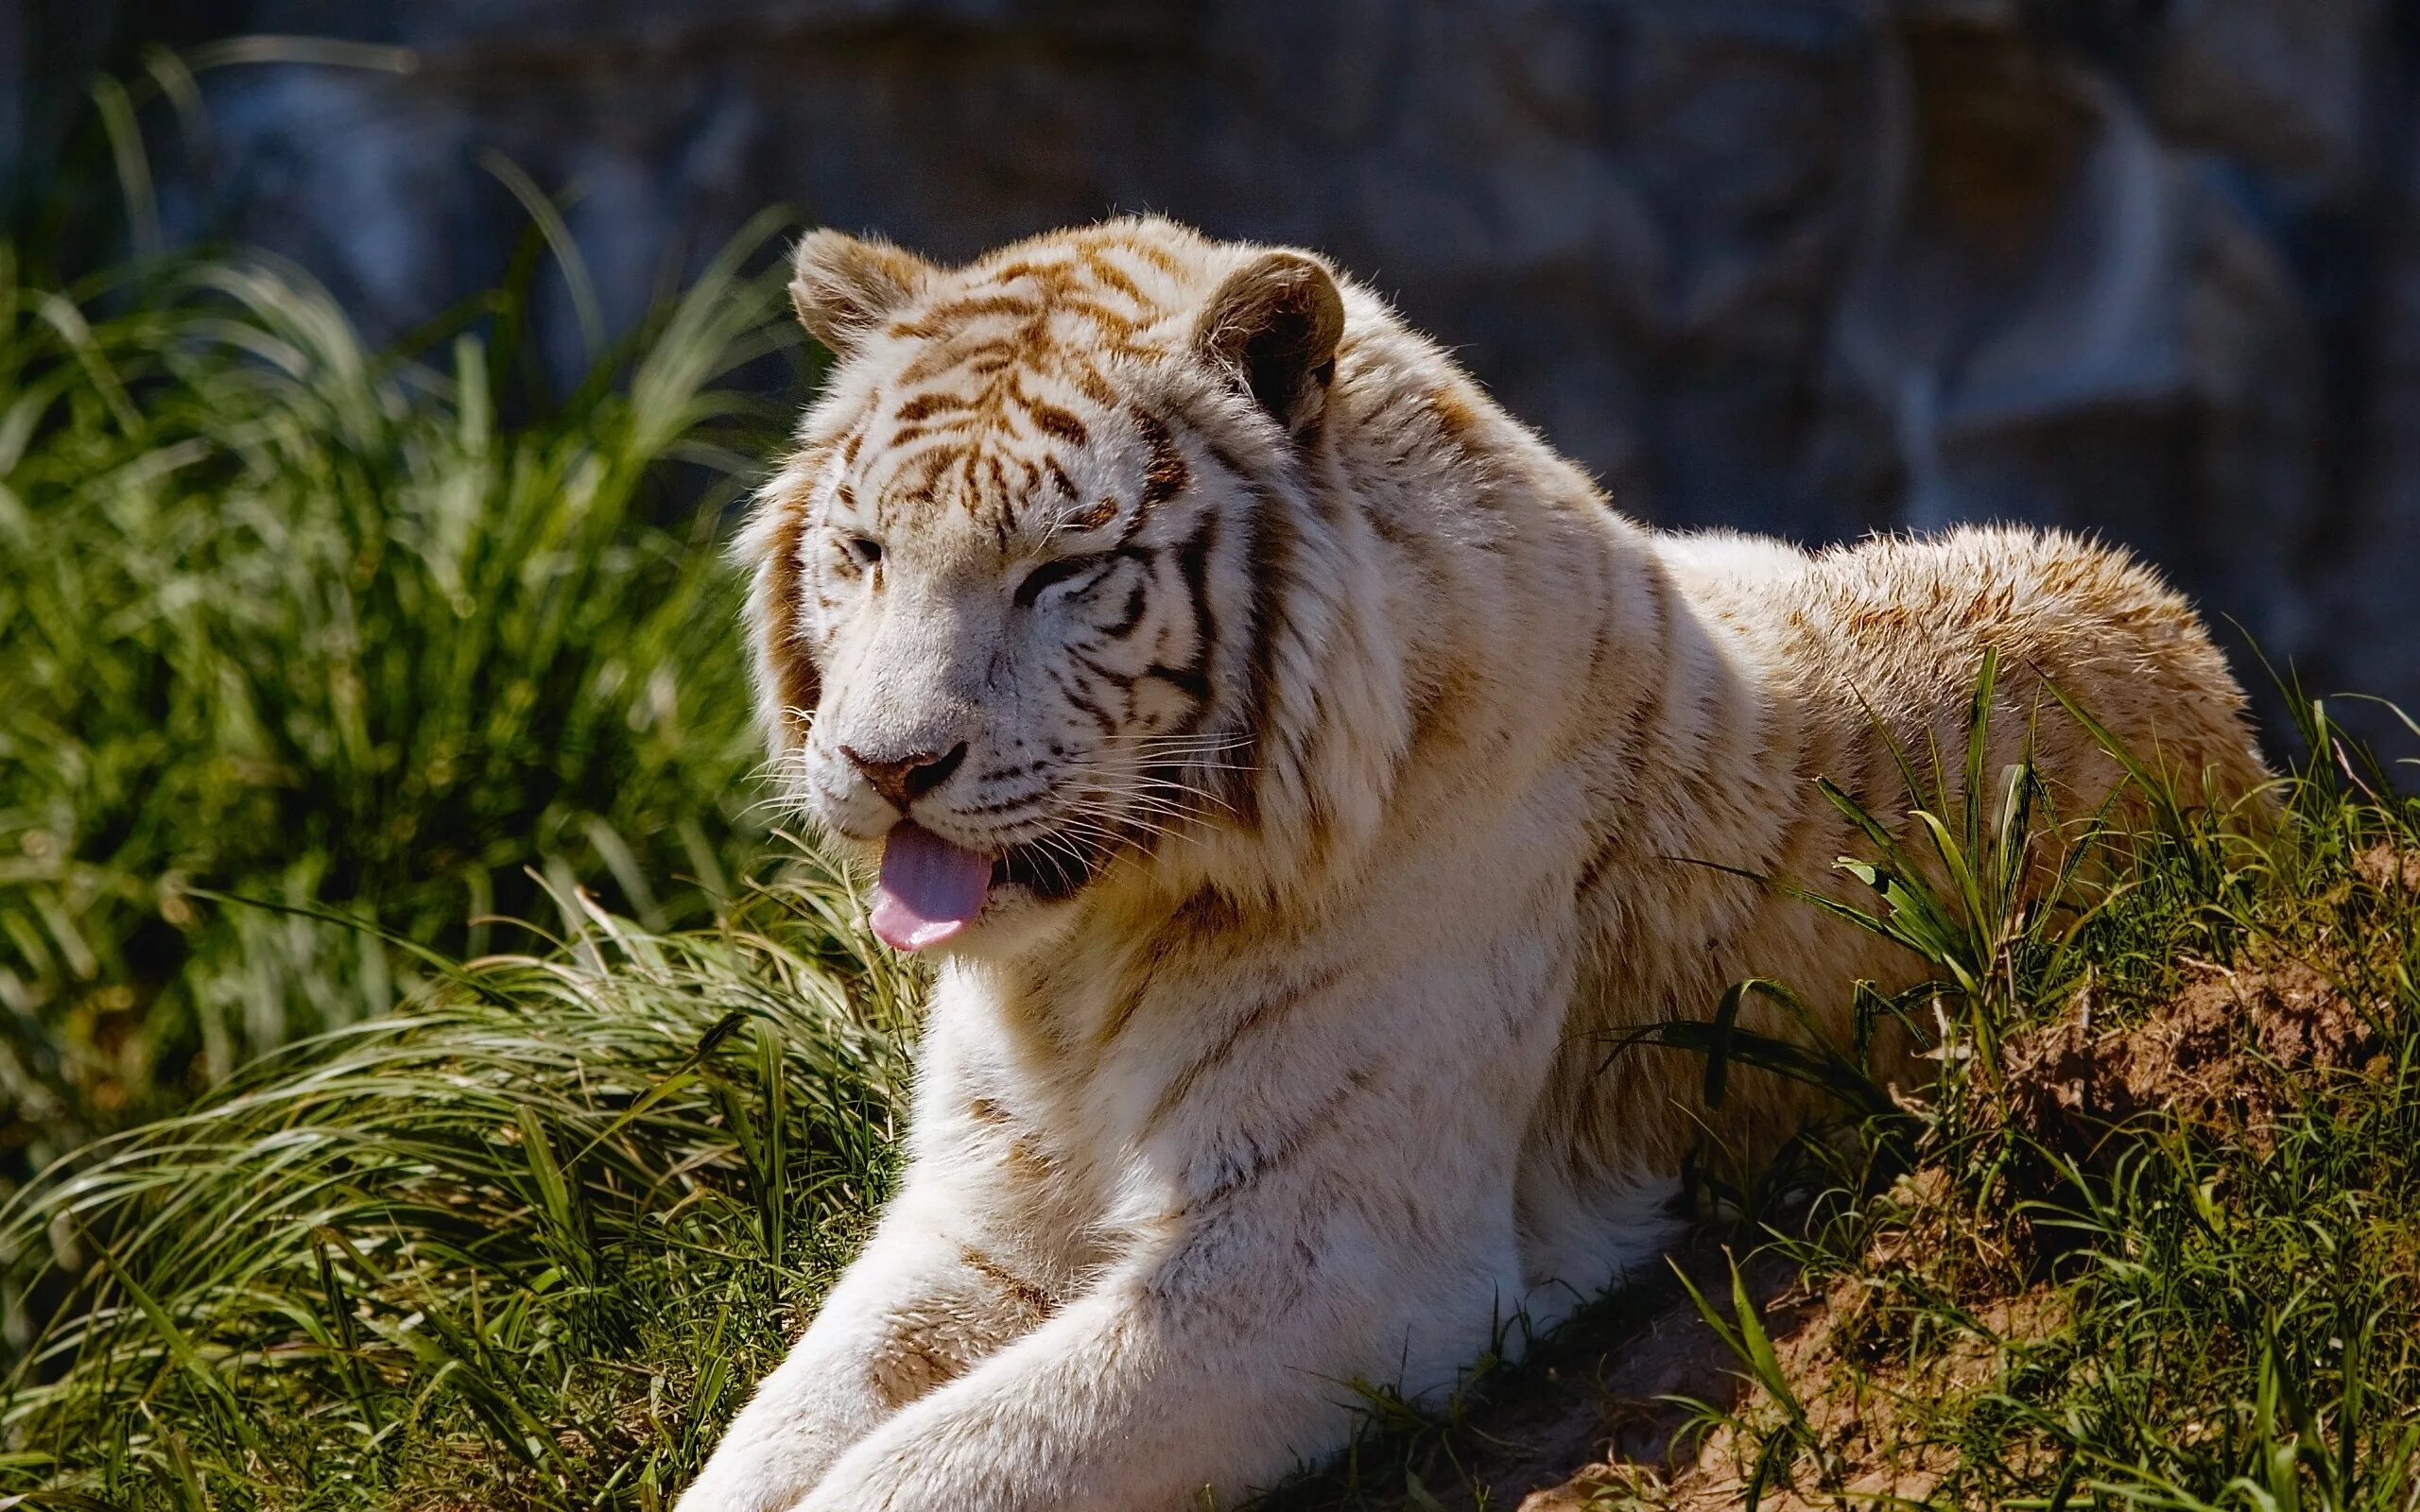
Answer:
2002, 956, 2379, 1159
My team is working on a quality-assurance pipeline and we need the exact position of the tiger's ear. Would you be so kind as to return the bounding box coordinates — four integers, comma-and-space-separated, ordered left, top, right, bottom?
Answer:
788, 230, 936, 357
1193, 251, 1346, 440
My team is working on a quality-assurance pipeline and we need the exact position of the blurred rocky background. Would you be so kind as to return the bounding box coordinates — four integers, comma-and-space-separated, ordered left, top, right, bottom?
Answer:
8, 0, 2417, 743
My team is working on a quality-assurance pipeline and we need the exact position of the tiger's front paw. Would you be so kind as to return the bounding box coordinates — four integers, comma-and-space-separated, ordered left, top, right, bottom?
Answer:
789, 1453, 923, 1512
789, 1417, 1020, 1512
679, 1417, 859, 1512
676, 1452, 821, 1512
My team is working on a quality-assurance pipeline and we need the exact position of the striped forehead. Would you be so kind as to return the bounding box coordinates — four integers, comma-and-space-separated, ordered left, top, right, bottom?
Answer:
835, 250, 1201, 540
834, 406, 1198, 567
942, 232, 1192, 336
836, 385, 1181, 543
888, 237, 1189, 366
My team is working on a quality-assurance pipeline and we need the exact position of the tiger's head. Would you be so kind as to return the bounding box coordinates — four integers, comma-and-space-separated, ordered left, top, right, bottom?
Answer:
742, 218, 1390, 955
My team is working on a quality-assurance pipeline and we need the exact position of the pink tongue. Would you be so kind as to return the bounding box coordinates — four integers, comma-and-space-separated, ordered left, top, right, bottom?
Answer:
871, 822, 994, 953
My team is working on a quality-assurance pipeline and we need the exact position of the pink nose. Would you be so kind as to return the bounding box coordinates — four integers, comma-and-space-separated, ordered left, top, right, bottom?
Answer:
840, 742, 968, 811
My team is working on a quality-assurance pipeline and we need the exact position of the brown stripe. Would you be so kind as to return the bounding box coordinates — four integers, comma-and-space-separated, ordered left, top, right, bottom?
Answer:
1070, 645, 1140, 695
1133, 408, 1192, 507
960, 1245, 1054, 1319
894, 390, 975, 422
985, 258, 1080, 294
868, 1326, 961, 1407
1091, 951, 1161, 1051
758, 489, 822, 738
888, 295, 1037, 339
1158, 1068, 1371, 1245
892, 440, 959, 495
1070, 301, 1139, 339
1099, 576, 1149, 639
1165, 506, 1221, 718
1431, 383, 1482, 446
1049, 667, 1120, 736
1121, 238, 1185, 277
1144, 661, 1211, 702
1071, 363, 1120, 409
1143, 962, 1351, 1131
1028, 401, 1091, 447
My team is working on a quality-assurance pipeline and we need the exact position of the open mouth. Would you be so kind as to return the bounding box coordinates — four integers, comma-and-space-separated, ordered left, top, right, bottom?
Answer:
869, 822, 1097, 953
991, 838, 1094, 901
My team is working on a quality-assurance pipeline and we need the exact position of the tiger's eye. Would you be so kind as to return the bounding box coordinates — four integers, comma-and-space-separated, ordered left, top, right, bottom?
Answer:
1014, 554, 1111, 607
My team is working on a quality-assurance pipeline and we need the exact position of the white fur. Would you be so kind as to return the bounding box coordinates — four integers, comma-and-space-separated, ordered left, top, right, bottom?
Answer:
678, 219, 2267, 1512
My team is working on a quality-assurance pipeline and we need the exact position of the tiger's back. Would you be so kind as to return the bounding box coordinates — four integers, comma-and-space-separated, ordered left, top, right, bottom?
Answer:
1518, 525, 2267, 1295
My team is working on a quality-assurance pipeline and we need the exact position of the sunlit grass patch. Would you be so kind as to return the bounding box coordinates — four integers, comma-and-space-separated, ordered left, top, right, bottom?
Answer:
0, 853, 916, 1508
0, 218, 804, 1166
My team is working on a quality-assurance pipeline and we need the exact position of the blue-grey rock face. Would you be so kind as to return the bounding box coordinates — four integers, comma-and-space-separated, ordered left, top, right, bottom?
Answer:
11, 0, 2417, 737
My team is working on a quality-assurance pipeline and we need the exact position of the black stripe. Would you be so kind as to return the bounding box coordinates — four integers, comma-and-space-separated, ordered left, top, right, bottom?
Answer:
1070, 645, 1139, 694
1236, 476, 1292, 830
1172, 507, 1219, 696
1096, 576, 1149, 640
1049, 667, 1119, 736
1144, 662, 1211, 702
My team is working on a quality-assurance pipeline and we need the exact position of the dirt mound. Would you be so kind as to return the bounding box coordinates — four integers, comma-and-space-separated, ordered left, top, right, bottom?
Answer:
2356, 842, 2420, 896
1519, 1264, 2073, 1511
1266, 1251, 1814, 1512
2002, 958, 2378, 1153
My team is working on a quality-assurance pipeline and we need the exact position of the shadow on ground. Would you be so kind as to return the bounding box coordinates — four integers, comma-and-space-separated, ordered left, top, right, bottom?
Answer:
1257, 1248, 1803, 1511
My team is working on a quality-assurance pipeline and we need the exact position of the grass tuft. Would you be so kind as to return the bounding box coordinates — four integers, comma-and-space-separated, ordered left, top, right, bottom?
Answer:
0, 215, 804, 1171
0, 852, 918, 1508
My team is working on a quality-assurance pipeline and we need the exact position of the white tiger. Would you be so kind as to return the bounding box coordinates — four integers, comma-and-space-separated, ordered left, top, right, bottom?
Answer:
679, 216, 2266, 1511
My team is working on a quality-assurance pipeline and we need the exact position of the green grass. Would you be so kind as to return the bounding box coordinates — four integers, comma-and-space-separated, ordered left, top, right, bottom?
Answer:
0, 218, 804, 1175
0, 851, 919, 1509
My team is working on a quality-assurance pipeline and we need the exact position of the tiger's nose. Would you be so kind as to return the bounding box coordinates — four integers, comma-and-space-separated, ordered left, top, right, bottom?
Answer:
840, 742, 969, 812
